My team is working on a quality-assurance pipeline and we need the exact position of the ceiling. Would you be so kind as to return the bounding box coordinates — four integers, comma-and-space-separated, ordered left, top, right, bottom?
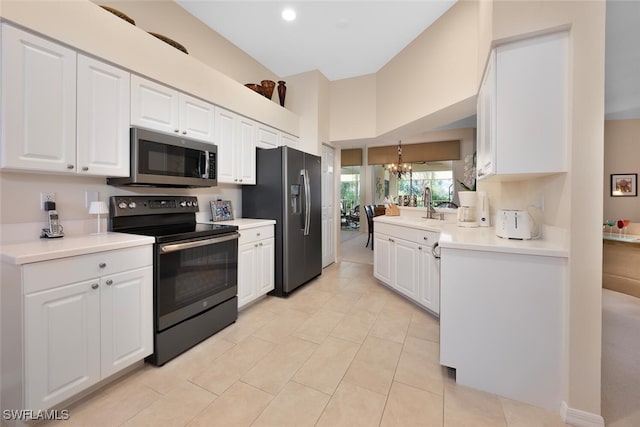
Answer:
176, 0, 456, 81
176, 0, 639, 122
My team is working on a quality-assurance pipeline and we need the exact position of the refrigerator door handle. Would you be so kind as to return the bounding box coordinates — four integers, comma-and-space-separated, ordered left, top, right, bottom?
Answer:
303, 168, 311, 235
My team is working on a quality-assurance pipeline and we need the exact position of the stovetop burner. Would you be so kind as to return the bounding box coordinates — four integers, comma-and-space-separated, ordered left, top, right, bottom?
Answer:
109, 195, 238, 243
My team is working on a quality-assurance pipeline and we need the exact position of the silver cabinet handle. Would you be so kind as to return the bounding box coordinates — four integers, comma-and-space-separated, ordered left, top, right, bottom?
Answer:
254, 244, 258, 247
432, 242, 441, 259
423, 236, 429, 241
174, 129, 179, 133
67, 164, 74, 169
419, 246, 423, 251
182, 131, 187, 135
257, 233, 261, 236
388, 238, 395, 243
99, 262, 107, 268
234, 179, 238, 182
259, 242, 263, 246
239, 179, 243, 182
106, 279, 113, 286
91, 283, 99, 290
82, 166, 89, 171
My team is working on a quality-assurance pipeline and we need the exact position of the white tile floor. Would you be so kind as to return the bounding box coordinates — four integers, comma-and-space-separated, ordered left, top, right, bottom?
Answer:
43, 261, 569, 427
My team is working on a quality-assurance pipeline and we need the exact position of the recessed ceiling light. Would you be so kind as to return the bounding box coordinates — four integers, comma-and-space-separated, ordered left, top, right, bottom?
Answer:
282, 8, 296, 22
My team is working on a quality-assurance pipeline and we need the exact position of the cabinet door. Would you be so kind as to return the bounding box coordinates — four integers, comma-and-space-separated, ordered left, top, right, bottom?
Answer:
495, 32, 568, 176
256, 126, 279, 149
393, 239, 419, 299
25, 279, 101, 410
1, 24, 76, 173
237, 242, 258, 309
215, 108, 237, 183
237, 116, 256, 184
130, 75, 180, 135
373, 233, 393, 284
100, 267, 153, 378
179, 93, 215, 143
418, 244, 440, 314
257, 238, 275, 296
476, 50, 495, 180
77, 55, 130, 177
280, 133, 299, 148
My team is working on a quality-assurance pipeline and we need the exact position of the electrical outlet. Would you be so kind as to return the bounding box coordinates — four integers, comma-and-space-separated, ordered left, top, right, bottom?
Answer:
40, 192, 55, 210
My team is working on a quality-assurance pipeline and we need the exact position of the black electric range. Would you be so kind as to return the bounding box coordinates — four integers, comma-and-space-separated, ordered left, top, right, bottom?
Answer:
109, 195, 239, 365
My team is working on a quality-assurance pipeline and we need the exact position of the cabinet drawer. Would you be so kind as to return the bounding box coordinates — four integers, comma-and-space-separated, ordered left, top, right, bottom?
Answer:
375, 222, 439, 246
23, 245, 152, 294
238, 225, 274, 245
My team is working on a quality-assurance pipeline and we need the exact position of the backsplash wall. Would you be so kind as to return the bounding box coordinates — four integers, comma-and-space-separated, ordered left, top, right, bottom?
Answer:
0, 171, 243, 239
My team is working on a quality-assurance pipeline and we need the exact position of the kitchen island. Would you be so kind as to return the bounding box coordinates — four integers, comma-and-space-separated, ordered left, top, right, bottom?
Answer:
374, 212, 569, 411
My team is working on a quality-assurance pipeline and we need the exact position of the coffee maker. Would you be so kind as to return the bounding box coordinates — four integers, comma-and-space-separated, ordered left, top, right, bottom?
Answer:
457, 191, 478, 227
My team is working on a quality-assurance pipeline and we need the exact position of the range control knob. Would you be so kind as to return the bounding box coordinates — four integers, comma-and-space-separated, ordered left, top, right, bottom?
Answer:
128, 202, 137, 209
193, 201, 198, 207
118, 202, 127, 209
180, 201, 187, 207
186, 201, 193, 207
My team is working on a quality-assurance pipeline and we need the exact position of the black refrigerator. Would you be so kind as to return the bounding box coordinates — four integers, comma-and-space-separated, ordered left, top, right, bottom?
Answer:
242, 146, 322, 296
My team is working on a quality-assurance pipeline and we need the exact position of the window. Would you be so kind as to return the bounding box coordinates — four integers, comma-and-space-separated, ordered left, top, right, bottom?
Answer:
373, 161, 454, 208
340, 166, 360, 214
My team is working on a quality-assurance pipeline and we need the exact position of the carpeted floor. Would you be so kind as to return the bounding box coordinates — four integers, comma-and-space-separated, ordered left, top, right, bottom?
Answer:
602, 289, 640, 427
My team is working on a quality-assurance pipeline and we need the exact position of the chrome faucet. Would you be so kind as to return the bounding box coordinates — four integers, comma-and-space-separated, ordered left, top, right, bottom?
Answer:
423, 186, 437, 219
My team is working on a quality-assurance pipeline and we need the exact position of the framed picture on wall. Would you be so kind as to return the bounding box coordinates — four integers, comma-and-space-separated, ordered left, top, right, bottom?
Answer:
210, 200, 234, 221
610, 173, 637, 197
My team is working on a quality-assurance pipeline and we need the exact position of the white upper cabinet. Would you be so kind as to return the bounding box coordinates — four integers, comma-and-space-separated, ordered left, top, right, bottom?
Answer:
77, 55, 130, 177
477, 31, 568, 180
256, 125, 280, 149
1, 24, 77, 172
1, 23, 131, 176
280, 132, 300, 148
179, 93, 216, 142
236, 116, 256, 185
131, 75, 215, 143
130, 75, 180, 135
215, 108, 256, 185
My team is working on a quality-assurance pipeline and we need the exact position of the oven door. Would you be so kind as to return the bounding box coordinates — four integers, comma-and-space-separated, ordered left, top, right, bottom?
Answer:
156, 232, 239, 331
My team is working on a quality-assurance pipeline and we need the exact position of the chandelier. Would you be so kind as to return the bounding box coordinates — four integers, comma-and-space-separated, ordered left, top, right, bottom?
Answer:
387, 140, 411, 179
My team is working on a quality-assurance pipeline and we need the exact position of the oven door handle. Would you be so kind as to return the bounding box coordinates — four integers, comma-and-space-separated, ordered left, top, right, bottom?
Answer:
159, 232, 240, 254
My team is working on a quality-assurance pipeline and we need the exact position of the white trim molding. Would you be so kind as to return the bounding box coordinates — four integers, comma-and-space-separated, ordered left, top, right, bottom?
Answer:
561, 401, 605, 427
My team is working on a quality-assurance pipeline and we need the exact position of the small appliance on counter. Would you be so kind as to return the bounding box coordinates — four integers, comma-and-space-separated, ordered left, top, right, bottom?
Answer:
496, 209, 538, 240
40, 201, 64, 238
457, 191, 478, 228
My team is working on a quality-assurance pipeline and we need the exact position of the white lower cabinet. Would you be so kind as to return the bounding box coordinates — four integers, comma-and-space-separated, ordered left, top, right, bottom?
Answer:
373, 222, 440, 315
439, 247, 565, 410
4, 245, 153, 412
237, 225, 275, 309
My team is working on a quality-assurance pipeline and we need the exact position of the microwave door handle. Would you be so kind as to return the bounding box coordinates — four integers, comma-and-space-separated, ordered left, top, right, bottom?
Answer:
199, 151, 208, 178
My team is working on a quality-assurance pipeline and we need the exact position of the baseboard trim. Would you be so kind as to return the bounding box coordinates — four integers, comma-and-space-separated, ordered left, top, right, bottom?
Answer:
560, 401, 605, 427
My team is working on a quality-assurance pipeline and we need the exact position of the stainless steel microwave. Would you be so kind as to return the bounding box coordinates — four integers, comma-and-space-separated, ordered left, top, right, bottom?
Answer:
108, 127, 217, 188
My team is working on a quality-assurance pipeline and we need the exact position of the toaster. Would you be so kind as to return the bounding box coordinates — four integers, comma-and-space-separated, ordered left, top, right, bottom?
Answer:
496, 210, 536, 240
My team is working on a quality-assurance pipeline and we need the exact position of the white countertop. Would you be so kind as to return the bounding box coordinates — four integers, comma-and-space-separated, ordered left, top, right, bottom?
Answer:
208, 218, 276, 230
375, 215, 568, 258
0, 233, 155, 265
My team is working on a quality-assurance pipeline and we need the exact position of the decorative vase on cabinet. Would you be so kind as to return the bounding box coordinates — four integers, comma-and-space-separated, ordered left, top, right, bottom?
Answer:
277, 81, 286, 107
261, 80, 275, 99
